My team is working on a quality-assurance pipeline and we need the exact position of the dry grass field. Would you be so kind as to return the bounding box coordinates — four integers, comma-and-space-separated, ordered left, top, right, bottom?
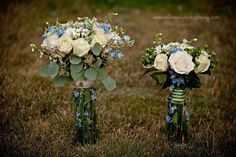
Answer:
0, 0, 236, 156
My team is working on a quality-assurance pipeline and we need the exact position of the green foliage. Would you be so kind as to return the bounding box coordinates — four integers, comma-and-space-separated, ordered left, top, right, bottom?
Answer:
53, 76, 65, 87
39, 64, 49, 77
172, 112, 178, 124
84, 68, 98, 80
71, 71, 85, 81
209, 51, 219, 69
92, 43, 102, 56
186, 47, 201, 57
70, 63, 85, 81
70, 63, 83, 73
97, 68, 108, 80
157, 74, 167, 84
184, 72, 201, 89
141, 47, 156, 66
102, 76, 116, 91
48, 62, 60, 78
69, 56, 82, 64
95, 57, 102, 69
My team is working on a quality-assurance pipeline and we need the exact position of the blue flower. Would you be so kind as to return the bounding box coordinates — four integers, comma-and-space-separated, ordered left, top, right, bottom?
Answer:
109, 50, 124, 59
41, 33, 47, 40
84, 111, 89, 116
168, 107, 175, 115
172, 79, 178, 84
76, 122, 82, 128
172, 77, 185, 87
170, 75, 176, 79
165, 115, 172, 123
169, 85, 175, 91
185, 110, 190, 121
170, 46, 181, 53
57, 27, 65, 37
47, 27, 56, 34
73, 90, 80, 98
115, 38, 123, 46
76, 112, 80, 118
99, 23, 111, 34
123, 35, 131, 41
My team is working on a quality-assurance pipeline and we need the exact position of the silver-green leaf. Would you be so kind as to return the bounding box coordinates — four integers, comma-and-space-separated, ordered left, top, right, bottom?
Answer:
53, 76, 65, 87
102, 76, 116, 91
97, 68, 107, 80
69, 56, 82, 64
48, 62, 60, 78
92, 42, 102, 56
95, 57, 102, 69
39, 64, 49, 77
84, 68, 97, 80
71, 70, 85, 81
70, 63, 83, 73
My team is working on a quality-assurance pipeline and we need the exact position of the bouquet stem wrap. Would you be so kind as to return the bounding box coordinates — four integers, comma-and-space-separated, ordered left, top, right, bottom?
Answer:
166, 89, 190, 143
72, 81, 99, 145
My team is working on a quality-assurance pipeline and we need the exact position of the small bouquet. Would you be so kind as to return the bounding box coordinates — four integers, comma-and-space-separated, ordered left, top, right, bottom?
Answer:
141, 33, 218, 90
141, 33, 218, 142
31, 14, 134, 91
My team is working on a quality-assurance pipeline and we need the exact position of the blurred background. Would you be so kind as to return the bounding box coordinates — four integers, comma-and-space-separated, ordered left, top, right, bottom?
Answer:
0, 0, 235, 156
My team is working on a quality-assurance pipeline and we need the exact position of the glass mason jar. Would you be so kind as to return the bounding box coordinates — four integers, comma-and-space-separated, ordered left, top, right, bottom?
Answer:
165, 89, 190, 143
72, 80, 99, 145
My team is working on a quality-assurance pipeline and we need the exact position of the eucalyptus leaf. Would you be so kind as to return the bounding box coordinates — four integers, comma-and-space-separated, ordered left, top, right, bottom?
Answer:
48, 62, 60, 78
71, 70, 85, 81
39, 64, 49, 77
53, 76, 65, 87
84, 68, 97, 80
92, 42, 102, 56
70, 63, 83, 73
97, 68, 108, 80
102, 76, 116, 91
95, 57, 102, 69
64, 76, 73, 84
69, 56, 82, 64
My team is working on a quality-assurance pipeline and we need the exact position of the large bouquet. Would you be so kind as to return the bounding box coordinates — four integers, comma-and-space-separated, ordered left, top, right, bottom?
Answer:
31, 15, 134, 91
141, 33, 218, 90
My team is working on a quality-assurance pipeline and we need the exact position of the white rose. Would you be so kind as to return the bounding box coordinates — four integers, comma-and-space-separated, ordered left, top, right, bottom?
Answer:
155, 45, 162, 54
58, 34, 73, 57
194, 50, 211, 73
41, 34, 59, 52
168, 50, 195, 74
73, 38, 90, 57
41, 34, 64, 58
91, 28, 109, 47
153, 54, 168, 72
